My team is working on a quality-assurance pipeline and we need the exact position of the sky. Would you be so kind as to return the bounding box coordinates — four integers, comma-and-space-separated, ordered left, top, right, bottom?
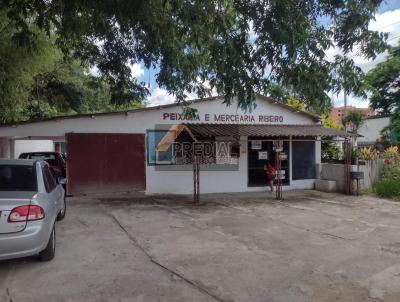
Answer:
129, 0, 400, 108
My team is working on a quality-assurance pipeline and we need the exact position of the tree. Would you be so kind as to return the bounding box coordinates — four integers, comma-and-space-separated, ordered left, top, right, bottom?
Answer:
365, 43, 400, 114
2, 0, 388, 112
342, 110, 364, 134
321, 114, 342, 162
0, 6, 144, 123
0, 9, 60, 123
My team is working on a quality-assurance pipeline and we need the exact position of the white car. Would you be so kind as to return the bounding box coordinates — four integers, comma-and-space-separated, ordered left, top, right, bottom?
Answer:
0, 159, 66, 261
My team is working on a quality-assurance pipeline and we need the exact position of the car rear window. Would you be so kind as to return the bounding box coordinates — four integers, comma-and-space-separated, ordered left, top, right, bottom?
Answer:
0, 165, 37, 191
24, 154, 58, 166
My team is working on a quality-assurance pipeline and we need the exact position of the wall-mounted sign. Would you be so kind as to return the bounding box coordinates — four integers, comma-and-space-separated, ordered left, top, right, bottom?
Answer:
279, 153, 288, 160
258, 151, 268, 160
162, 112, 284, 123
251, 140, 262, 150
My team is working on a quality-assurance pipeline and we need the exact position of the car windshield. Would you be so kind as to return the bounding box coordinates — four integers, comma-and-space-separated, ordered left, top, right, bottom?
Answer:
0, 165, 37, 191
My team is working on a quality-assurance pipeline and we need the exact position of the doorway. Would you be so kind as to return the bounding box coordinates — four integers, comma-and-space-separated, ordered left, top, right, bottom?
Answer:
247, 139, 290, 187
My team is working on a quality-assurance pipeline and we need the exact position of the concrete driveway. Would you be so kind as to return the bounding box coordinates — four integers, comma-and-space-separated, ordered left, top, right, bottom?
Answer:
1, 191, 400, 302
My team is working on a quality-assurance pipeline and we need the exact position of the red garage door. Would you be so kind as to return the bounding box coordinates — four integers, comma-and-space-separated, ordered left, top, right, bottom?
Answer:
66, 133, 145, 195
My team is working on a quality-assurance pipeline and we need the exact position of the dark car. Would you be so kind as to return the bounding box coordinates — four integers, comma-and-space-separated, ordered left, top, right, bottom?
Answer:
19, 152, 66, 178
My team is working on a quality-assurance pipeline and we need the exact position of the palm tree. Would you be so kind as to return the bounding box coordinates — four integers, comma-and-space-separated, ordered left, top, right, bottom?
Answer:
342, 111, 364, 134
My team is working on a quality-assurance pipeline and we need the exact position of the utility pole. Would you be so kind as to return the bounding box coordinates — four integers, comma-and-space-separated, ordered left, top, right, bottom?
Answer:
343, 90, 347, 132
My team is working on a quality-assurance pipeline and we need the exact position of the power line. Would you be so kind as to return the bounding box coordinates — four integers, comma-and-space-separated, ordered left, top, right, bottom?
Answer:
374, 21, 400, 32
387, 34, 400, 42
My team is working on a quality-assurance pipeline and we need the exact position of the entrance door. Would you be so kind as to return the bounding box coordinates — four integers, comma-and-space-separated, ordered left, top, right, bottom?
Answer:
248, 139, 290, 186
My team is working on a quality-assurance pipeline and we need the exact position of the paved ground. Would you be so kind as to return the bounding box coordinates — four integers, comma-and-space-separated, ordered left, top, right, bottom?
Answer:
1, 190, 400, 302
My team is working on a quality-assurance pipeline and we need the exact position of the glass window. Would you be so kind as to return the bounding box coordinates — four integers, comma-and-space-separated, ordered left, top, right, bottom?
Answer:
43, 165, 57, 192
28, 154, 58, 166
292, 141, 316, 180
0, 165, 37, 191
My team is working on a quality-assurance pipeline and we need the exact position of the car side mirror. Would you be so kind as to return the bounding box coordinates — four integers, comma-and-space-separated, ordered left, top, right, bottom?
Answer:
58, 177, 67, 185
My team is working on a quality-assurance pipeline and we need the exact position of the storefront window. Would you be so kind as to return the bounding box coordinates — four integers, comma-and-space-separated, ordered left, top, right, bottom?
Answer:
292, 140, 316, 179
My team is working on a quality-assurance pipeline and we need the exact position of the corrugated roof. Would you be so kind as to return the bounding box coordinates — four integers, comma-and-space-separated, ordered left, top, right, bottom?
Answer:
185, 123, 351, 138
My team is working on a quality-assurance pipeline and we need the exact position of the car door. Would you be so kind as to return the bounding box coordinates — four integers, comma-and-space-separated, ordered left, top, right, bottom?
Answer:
42, 164, 62, 217
49, 166, 64, 210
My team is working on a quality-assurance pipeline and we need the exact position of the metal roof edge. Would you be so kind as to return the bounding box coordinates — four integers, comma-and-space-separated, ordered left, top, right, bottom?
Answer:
0, 93, 320, 128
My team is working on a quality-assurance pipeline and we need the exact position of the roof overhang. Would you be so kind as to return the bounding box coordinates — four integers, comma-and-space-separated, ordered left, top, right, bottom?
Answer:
184, 123, 353, 138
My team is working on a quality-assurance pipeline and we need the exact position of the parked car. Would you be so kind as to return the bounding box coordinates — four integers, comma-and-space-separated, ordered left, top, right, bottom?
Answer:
19, 152, 67, 193
19, 152, 66, 178
0, 159, 66, 261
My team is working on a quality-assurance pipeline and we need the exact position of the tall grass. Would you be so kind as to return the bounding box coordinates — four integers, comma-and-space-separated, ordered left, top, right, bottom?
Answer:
373, 164, 400, 200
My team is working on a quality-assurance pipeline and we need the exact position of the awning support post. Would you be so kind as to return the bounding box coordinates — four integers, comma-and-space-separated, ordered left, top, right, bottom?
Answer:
193, 154, 200, 203
274, 140, 283, 200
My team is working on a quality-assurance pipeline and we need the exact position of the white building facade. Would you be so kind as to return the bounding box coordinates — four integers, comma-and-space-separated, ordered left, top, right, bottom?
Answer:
0, 95, 346, 195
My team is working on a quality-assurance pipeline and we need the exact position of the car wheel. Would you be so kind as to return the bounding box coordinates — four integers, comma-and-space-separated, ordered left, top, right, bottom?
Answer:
39, 225, 56, 261
57, 197, 67, 221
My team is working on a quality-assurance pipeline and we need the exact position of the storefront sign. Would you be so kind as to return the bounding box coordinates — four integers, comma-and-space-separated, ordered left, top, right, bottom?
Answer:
162, 112, 284, 123
251, 140, 262, 150
258, 151, 268, 160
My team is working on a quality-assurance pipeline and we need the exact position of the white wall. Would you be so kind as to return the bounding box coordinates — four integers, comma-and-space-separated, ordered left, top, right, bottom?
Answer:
14, 140, 54, 158
146, 136, 319, 195
358, 117, 390, 144
0, 96, 316, 139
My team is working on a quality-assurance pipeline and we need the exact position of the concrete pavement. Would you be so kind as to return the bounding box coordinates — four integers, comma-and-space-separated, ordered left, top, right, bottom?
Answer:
1, 190, 400, 301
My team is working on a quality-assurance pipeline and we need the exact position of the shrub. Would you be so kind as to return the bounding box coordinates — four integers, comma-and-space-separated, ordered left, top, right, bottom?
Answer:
321, 139, 342, 162
373, 163, 400, 200
383, 146, 400, 163
359, 147, 379, 161
374, 179, 400, 199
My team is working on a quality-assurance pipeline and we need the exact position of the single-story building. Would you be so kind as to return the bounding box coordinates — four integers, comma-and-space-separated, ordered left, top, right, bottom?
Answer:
0, 94, 347, 195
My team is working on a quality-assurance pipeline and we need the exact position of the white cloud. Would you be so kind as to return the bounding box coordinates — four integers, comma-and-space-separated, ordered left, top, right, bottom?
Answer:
146, 88, 175, 106
88, 65, 100, 76
129, 63, 145, 78
88, 62, 145, 79
331, 92, 369, 108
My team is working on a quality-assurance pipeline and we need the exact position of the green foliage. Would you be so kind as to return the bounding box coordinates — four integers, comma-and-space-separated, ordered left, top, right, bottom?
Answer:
373, 164, 400, 200
287, 96, 305, 111
365, 44, 400, 114
0, 6, 145, 123
321, 114, 342, 130
358, 147, 379, 161
342, 110, 364, 133
21, 100, 59, 120
321, 113, 343, 162
321, 140, 342, 162
0, 9, 60, 123
365, 42, 400, 143
2, 0, 388, 110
